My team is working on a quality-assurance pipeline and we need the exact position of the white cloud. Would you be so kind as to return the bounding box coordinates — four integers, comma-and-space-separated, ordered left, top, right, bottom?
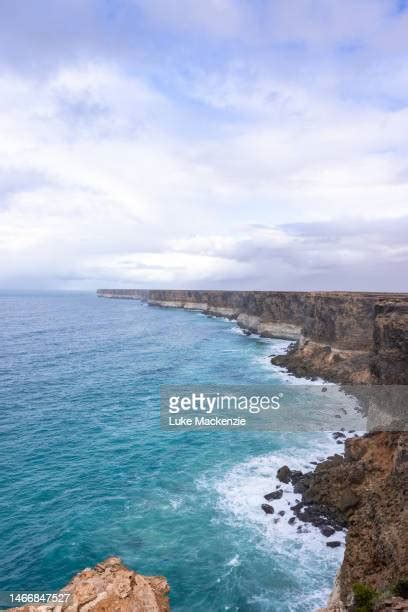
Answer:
0, 1, 408, 290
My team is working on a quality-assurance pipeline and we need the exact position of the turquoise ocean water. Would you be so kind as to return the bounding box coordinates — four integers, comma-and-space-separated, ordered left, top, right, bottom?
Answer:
0, 292, 350, 611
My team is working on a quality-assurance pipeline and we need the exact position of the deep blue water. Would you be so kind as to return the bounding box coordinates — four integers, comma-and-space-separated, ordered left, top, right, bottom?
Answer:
0, 292, 349, 611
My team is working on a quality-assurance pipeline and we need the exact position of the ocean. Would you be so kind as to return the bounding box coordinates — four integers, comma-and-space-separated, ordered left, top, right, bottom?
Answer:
0, 292, 351, 611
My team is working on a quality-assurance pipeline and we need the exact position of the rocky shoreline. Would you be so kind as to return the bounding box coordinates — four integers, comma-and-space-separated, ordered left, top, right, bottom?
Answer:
261, 432, 408, 611
263, 432, 353, 541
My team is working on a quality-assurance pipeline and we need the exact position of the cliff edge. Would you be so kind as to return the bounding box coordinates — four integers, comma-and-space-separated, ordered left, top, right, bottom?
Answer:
97, 289, 408, 384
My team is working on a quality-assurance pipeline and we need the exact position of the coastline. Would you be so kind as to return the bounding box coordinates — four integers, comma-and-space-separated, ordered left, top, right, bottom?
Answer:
97, 289, 408, 611
97, 288, 408, 385
9, 290, 406, 611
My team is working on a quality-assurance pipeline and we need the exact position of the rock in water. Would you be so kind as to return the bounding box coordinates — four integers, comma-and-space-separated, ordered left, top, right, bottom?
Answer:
264, 489, 283, 501
7, 557, 169, 612
326, 541, 342, 548
261, 503, 274, 514
320, 525, 336, 537
277, 465, 292, 483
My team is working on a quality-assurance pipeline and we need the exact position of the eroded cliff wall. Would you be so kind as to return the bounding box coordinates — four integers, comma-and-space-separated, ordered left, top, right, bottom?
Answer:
97, 289, 408, 383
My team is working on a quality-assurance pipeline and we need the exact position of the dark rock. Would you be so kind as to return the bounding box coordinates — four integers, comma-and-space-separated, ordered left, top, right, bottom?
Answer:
288, 517, 296, 525
333, 431, 346, 440
261, 503, 274, 515
293, 472, 313, 494
277, 465, 291, 484
320, 525, 336, 537
264, 489, 283, 501
326, 541, 342, 548
278, 510, 285, 516
290, 470, 303, 485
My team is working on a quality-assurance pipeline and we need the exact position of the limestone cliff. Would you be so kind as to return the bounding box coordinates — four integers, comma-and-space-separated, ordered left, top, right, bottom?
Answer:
7, 557, 169, 612
97, 289, 408, 382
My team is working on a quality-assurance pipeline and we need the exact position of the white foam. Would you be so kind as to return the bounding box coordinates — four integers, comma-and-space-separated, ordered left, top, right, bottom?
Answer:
210, 440, 346, 563
272, 364, 327, 385
268, 339, 293, 356
168, 495, 183, 510
226, 555, 241, 567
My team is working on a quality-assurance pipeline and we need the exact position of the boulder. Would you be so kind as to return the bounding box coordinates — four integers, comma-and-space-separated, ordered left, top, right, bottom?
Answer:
264, 490, 283, 501
320, 525, 336, 537
277, 465, 292, 484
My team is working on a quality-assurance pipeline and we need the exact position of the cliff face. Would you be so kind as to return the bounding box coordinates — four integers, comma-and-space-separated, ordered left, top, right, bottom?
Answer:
371, 302, 408, 385
314, 433, 408, 611
148, 289, 308, 340
278, 296, 408, 384
7, 557, 170, 612
97, 289, 408, 382
97, 288, 149, 300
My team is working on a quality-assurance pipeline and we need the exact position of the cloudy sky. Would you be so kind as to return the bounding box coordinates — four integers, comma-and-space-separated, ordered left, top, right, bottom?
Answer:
1, 0, 408, 291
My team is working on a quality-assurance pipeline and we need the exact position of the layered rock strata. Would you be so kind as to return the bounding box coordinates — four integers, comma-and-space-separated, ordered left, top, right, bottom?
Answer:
97, 289, 408, 381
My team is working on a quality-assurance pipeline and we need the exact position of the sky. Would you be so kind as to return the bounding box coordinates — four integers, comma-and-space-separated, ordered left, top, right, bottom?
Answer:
1, 0, 408, 291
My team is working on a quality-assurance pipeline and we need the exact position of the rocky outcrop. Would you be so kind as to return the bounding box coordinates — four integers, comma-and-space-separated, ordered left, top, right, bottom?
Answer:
282, 433, 408, 611
271, 433, 408, 611
7, 557, 169, 612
